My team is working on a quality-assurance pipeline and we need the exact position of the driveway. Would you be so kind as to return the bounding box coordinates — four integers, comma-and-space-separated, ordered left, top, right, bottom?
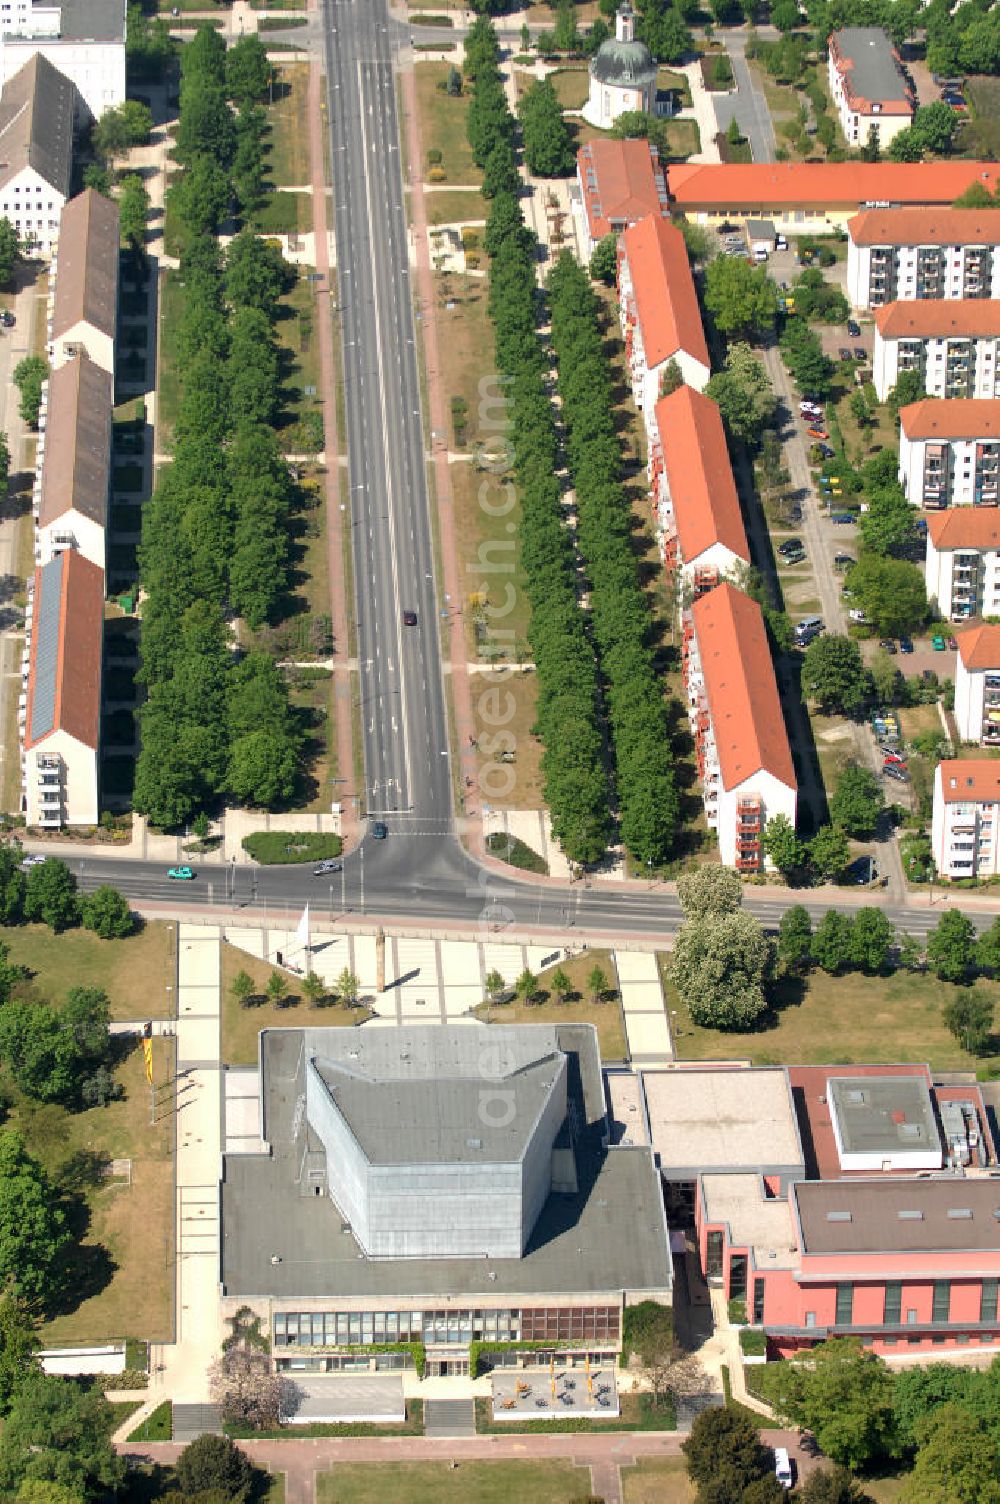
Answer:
713, 31, 776, 162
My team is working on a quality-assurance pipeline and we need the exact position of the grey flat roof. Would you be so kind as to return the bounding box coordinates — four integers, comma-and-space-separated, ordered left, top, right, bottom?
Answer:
37, 0, 126, 42
832, 27, 910, 106
221, 1025, 671, 1301
796, 1178, 1000, 1255
828, 1074, 939, 1157
643, 1067, 804, 1178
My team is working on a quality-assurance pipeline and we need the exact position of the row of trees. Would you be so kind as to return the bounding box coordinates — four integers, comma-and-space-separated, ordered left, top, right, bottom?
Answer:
135, 27, 301, 828
547, 253, 681, 866
517, 77, 574, 177
684, 1405, 871, 1504
761, 1335, 1000, 1501
0, 846, 133, 937
465, 19, 613, 864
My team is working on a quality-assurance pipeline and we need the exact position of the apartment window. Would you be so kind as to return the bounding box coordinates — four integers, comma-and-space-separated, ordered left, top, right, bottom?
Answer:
835, 1284, 854, 1325
981, 1279, 998, 1323
932, 1281, 951, 1324
752, 1281, 765, 1324
883, 1282, 902, 1325
805, 1311, 816, 1328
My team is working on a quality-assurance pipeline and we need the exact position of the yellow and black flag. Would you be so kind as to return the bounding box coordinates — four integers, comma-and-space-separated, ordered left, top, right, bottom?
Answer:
142, 1020, 153, 1085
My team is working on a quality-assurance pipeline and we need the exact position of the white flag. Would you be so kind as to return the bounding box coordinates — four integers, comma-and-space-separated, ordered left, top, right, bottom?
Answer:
294, 903, 311, 956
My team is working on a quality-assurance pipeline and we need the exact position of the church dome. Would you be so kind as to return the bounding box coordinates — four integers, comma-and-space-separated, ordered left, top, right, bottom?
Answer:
590, 37, 657, 87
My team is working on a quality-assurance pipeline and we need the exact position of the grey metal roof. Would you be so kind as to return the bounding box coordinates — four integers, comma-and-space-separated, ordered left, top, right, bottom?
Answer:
590, 36, 657, 87
831, 27, 910, 107
796, 1177, 1000, 1255
221, 1024, 672, 1301
28, 551, 66, 741
50, 0, 126, 42
0, 53, 74, 198
828, 1074, 939, 1157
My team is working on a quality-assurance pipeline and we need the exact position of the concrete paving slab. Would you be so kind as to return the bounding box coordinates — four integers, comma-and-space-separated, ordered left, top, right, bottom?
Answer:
439, 940, 481, 987
622, 1010, 673, 1062
283, 1376, 404, 1424
424, 1398, 476, 1436
481, 942, 523, 987
615, 951, 661, 985
175, 1017, 221, 1066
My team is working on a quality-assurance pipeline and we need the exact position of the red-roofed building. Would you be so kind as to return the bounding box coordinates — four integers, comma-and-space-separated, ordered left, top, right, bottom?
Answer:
684, 582, 796, 871
924, 508, 1000, 620
21, 548, 103, 827
873, 301, 1000, 401
575, 138, 669, 258
933, 758, 1000, 878
649, 385, 748, 594
953, 625, 1000, 746
847, 209, 1000, 309
618, 215, 709, 435
899, 400, 1000, 509
665, 161, 1000, 238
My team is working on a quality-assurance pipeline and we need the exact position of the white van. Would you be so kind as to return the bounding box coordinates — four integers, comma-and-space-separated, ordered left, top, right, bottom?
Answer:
774, 1447, 793, 1489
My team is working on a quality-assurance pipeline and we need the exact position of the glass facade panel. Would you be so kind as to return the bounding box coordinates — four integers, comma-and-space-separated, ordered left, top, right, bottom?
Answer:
932, 1281, 951, 1324
835, 1284, 854, 1325
982, 1280, 998, 1323
883, 1282, 902, 1325
272, 1304, 621, 1349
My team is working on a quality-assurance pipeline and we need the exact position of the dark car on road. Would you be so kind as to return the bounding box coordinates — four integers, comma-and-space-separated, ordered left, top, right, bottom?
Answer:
402, 610, 417, 626
371, 821, 388, 840
846, 319, 861, 337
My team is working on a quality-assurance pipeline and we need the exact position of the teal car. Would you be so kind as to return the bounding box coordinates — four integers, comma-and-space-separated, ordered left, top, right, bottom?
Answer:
932, 635, 946, 651
167, 866, 195, 880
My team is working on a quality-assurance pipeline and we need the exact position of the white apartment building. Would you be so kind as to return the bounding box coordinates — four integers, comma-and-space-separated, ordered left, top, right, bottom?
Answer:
0, 0, 125, 120
683, 581, 797, 872
847, 209, 1000, 310
49, 188, 119, 374
649, 385, 748, 596
954, 626, 1000, 747
898, 400, 1000, 509
873, 302, 1000, 402
932, 759, 1000, 880
827, 27, 914, 152
0, 51, 73, 254
618, 213, 709, 438
925, 509, 1000, 620
21, 548, 103, 828
35, 352, 111, 572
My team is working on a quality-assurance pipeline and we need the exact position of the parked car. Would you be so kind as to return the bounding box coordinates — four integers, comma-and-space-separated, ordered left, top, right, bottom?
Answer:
778, 538, 804, 556
817, 443, 836, 459
167, 866, 195, 880
853, 346, 866, 361
313, 860, 342, 875
838, 347, 853, 360
947, 634, 959, 650
883, 751, 907, 766
800, 402, 823, 419
831, 511, 855, 524
808, 427, 830, 440
879, 638, 897, 654
1, 312, 15, 328
932, 634, 946, 651
783, 548, 806, 565
787, 504, 803, 523
846, 319, 861, 337
848, 608, 868, 623
899, 636, 914, 653
18, 854, 45, 871
846, 854, 878, 885
834, 553, 855, 569
883, 764, 910, 783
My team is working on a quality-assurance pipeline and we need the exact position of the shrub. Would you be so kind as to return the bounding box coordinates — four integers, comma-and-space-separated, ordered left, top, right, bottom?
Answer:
241, 832, 343, 864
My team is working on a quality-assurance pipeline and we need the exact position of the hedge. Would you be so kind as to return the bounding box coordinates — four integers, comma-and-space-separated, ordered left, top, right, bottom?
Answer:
241, 831, 343, 864
739, 1328, 766, 1357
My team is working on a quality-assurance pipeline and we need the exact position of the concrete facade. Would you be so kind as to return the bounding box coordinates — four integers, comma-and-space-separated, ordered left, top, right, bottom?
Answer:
899, 401, 1000, 509
932, 759, 1000, 880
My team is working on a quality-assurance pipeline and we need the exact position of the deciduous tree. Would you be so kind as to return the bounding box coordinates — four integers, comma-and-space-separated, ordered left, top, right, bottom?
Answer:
830, 763, 884, 838
22, 860, 78, 933
758, 1337, 898, 1471
801, 635, 869, 716
943, 986, 994, 1055
80, 885, 134, 940
0, 1135, 70, 1309
0, 1373, 124, 1497
926, 909, 976, 984
676, 864, 743, 919
671, 911, 773, 1030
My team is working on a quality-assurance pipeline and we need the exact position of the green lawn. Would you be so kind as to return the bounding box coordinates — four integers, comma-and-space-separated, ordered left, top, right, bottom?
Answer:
316, 1462, 594, 1504
274, 275, 322, 440
622, 1457, 696, 1504
543, 67, 589, 110
1, 921, 176, 1021
663, 962, 1000, 1073
266, 64, 312, 187
658, 67, 692, 108
965, 77, 1000, 159
220, 940, 370, 1066
26, 1041, 174, 1345
414, 62, 483, 184
474, 949, 627, 1061
424, 188, 488, 225
252, 191, 312, 236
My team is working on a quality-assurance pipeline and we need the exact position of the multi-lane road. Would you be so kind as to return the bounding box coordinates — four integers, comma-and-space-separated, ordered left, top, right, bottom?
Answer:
59, 1, 986, 944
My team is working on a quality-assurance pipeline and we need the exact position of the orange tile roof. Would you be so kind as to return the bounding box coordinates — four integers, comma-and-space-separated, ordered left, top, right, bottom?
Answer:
874, 300, 1000, 339
24, 549, 103, 753
577, 139, 669, 242
654, 386, 748, 566
621, 214, 709, 372
926, 509, 1000, 551
848, 208, 1000, 248
900, 399, 1000, 442
957, 625, 1000, 671
938, 758, 1000, 804
666, 162, 1000, 211
691, 581, 796, 791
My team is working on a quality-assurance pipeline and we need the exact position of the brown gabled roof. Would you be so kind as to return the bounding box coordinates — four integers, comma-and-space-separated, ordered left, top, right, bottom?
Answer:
24, 549, 103, 752
795, 1176, 1000, 1255
900, 399, 1000, 442
621, 214, 709, 372
38, 354, 112, 530
849, 208, 1000, 248
654, 386, 748, 566
51, 189, 120, 343
577, 139, 669, 242
874, 300, 1000, 339
690, 582, 795, 792
666, 161, 1000, 212
956, 625, 1000, 672
926, 509, 1000, 551
0, 53, 74, 199
938, 758, 1000, 805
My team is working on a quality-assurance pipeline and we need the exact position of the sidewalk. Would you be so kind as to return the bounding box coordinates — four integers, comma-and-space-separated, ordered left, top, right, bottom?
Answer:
614, 951, 673, 1064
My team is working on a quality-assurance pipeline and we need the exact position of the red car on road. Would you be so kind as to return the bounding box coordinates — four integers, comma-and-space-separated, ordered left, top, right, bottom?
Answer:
808, 427, 830, 440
